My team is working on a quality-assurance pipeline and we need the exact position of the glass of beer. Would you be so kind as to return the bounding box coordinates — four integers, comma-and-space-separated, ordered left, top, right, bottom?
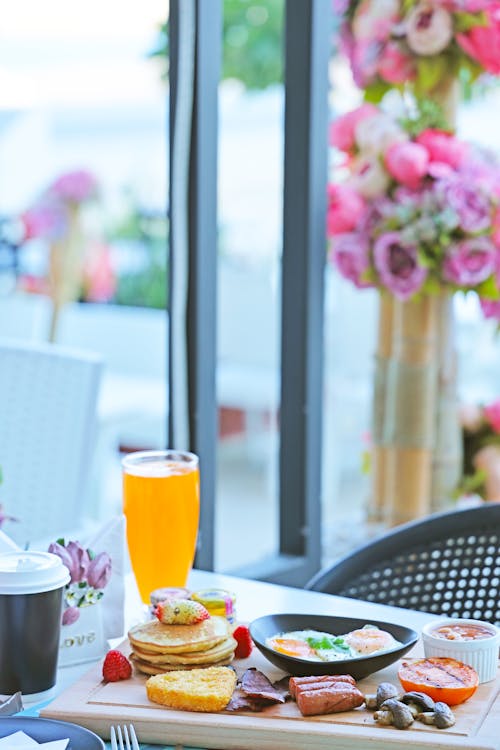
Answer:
122, 450, 200, 603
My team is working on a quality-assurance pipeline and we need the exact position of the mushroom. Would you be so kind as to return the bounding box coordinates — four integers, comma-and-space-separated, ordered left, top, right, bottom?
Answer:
416, 711, 437, 725
365, 682, 400, 710
375, 698, 415, 730
434, 701, 456, 729
401, 691, 435, 716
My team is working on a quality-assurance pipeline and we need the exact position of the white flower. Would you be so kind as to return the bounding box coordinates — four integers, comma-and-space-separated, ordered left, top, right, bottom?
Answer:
355, 113, 408, 156
350, 156, 391, 199
406, 3, 453, 55
353, 0, 400, 40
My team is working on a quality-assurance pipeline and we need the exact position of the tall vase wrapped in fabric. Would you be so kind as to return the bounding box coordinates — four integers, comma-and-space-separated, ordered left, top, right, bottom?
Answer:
47, 204, 84, 342
369, 294, 395, 524
386, 297, 439, 526
431, 292, 462, 512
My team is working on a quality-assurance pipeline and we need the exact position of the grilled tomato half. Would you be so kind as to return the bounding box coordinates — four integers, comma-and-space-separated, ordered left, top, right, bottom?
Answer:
398, 657, 479, 706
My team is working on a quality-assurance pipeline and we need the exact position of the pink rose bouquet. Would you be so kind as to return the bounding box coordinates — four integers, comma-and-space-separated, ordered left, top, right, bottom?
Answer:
327, 105, 500, 307
48, 538, 112, 625
458, 397, 500, 500
337, 0, 500, 100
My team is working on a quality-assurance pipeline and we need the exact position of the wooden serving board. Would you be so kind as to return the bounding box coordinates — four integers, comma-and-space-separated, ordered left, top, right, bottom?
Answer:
42, 641, 500, 750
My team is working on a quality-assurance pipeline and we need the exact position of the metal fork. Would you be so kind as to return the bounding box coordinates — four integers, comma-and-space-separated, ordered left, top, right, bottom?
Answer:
110, 724, 140, 750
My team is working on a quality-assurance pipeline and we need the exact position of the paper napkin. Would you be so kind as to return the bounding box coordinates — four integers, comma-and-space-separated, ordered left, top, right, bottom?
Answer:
84, 514, 126, 640
0, 731, 68, 748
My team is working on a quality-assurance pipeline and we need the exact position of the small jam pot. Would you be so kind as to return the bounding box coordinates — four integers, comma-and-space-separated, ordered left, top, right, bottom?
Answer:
422, 618, 500, 683
190, 589, 236, 622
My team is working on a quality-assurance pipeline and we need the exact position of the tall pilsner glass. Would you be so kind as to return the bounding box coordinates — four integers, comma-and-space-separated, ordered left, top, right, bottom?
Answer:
122, 450, 200, 603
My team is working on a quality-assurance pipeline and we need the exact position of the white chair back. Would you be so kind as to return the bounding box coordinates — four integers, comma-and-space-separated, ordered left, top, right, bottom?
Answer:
0, 338, 102, 547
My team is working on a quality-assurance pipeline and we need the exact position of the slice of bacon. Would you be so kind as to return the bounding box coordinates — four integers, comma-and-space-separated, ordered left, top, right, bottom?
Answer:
240, 668, 286, 703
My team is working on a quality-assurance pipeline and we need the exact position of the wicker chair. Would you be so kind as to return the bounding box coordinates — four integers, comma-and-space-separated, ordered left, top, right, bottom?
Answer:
0, 338, 102, 547
307, 505, 500, 625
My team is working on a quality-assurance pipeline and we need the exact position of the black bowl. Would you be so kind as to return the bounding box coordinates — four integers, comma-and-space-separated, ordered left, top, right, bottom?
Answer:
249, 614, 418, 680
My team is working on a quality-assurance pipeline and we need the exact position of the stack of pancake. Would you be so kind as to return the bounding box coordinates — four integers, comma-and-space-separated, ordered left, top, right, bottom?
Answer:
128, 615, 237, 675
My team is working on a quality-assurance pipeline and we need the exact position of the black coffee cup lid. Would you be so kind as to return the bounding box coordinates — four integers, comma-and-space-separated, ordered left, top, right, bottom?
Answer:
0, 551, 70, 594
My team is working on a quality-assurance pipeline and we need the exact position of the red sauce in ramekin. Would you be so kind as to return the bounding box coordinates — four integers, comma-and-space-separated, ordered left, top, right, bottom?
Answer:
432, 623, 494, 641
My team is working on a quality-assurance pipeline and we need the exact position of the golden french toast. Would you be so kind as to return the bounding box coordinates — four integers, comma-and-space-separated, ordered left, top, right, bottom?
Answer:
146, 666, 237, 712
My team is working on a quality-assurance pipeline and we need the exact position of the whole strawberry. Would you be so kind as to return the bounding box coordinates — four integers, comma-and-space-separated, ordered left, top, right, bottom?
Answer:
155, 598, 210, 625
102, 649, 132, 682
232, 624, 253, 659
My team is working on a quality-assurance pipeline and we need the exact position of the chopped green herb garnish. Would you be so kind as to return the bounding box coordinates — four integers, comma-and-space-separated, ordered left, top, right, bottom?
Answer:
305, 635, 351, 652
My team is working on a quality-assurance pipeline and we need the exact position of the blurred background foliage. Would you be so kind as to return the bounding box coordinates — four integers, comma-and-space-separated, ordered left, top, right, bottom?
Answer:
150, 0, 284, 90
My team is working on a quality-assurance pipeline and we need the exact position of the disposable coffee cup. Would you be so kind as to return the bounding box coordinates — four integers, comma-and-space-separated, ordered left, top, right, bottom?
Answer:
0, 551, 70, 699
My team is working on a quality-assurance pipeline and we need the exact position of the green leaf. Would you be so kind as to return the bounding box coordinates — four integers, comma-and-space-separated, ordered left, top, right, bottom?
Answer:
476, 275, 500, 300
454, 10, 487, 33
306, 635, 351, 652
416, 56, 450, 94
364, 79, 392, 103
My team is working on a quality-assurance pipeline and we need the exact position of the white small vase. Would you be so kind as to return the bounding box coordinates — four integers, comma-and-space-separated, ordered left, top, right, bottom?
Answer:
58, 602, 107, 667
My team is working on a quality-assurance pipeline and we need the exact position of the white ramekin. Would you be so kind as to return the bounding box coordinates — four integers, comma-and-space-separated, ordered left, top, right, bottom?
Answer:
422, 618, 500, 684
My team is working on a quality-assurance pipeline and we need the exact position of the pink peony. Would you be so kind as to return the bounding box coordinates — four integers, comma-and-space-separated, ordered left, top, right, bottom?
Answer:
327, 184, 366, 236
492, 207, 500, 247
416, 129, 468, 169
21, 201, 67, 241
351, 155, 391, 198
443, 237, 496, 286
484, 399, 500, 433
457, 6, 500, 74
373, 232, 427, 299
385, 141, 429, 189
480, 298, 500, 320
377, 41, 416, 84
437, 176, 492, 232
406, 3, 454, 55
329, 104, 378, 153
330, 232, 372, 288
50, 170, 98, 204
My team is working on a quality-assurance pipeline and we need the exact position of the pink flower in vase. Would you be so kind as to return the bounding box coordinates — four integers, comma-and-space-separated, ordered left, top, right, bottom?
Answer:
49, 170, 98, 204
385, 141, 429, 189
355, 111, 407, 156
436, 176, 492, 233
457, 6, 500, 74
377, 41, 416, 84
327, 184, 366, 236
329, 104, 378, 153
352, 0, 400, 41
405, 3, 454, 55
330, 232, 373, 289
373, 232, 427, 300
443, 237, 496, 287
484, 399, 500, 433
21, 200, 68, 241
351, 155, 391, 198
480, 298, 500, 320
416, 129, 468, 170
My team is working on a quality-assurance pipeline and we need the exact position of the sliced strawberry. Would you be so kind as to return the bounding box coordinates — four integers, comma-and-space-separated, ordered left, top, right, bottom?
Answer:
102, 649, 132, 682
233, 624, 253, 659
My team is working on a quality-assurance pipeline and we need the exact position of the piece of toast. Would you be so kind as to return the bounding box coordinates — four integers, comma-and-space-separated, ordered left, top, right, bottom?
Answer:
146, 666, 237, 712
